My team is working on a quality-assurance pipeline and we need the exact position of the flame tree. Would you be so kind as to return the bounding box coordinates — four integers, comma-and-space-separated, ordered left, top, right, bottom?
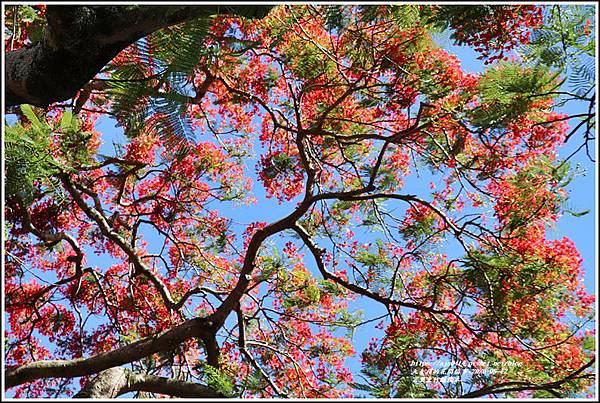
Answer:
3, 4, 596, 398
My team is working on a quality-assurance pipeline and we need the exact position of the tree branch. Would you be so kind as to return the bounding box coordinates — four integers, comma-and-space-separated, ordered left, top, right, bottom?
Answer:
5, 317, 216, 389
460, 358, 595, 398
73, 366, 223, 398
5, 5, 272, 107
291, 223, 453, 315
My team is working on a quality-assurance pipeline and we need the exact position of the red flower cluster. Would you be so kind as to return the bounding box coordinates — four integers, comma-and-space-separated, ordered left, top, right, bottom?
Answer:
446, 5, 543, 64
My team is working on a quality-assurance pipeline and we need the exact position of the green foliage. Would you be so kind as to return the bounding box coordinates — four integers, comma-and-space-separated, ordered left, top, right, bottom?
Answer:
519, 5, 595, 153
353, 355, 437, 398
318, 278, 346, 297
355, 242, 388, 268
387, 5, 422, 31
334, 309, 364, 337
461, 250, 515, 321
4, 106, 65, 205
401, 212, 436, 242
355, 240, 392, 273
565, 208, 590, 217
461, 245, 574, 337
58, 116, 95, 167
469, 62, 561, 129
106, 17, 213, 149
322, 5, 349, 31
201, 364, 235, 397
263, 152, 297, 179
582, 334, 594, 352
503, 156, 571, 233
424, 6, 482, 31
241, 367, 265, 394
5, 5, 47, 46
356, 5, 421, 30
281, 271, 321, 309
423, 6, 504, 45
256, 249, 285, 281
521, 5, 595, 83
304, 283, 321, 303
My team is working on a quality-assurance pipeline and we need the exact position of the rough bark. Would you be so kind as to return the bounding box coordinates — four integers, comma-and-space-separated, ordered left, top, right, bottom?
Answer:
73, 367, 130, 398
5, 317, 218, 389
73, 367, 224, 398
5, 5, 272, 107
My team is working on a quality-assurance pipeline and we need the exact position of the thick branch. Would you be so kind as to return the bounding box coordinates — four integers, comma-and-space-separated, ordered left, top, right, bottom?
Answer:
73, 367, 128, 398
5, 317, 215, 389
73, 367, 223, 398
460, 358, 595, 398
210, 191, 316, 325
5, 5, 272, 107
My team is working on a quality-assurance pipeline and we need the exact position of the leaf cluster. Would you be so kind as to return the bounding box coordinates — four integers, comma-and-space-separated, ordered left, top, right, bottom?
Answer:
4, 106, 77, 205
106, 17, 213, 151
469, 62, 561, 129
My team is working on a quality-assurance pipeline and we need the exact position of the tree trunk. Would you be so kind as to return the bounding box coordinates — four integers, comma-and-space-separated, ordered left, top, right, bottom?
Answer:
74, 367, 129, 398
5, 5, 272, 107
73, 367, 224, 398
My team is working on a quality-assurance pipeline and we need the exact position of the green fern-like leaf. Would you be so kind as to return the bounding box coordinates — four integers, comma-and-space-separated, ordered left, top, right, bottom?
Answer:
469, 62, 560, 129
4, 106, 64, 205
569, 56, 595, 95
105, 17, 215, 147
